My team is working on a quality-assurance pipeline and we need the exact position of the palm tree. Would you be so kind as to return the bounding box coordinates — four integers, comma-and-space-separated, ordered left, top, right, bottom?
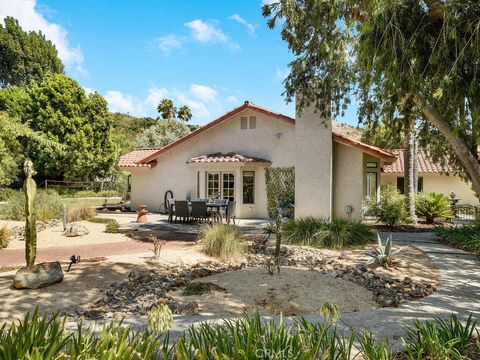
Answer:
157, 99, 177, 120
178, 105, 192, 122
403, 103, 418, 224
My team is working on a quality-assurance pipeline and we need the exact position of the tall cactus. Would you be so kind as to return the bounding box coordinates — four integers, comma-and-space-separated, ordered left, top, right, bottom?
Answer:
23, 160, 37, 266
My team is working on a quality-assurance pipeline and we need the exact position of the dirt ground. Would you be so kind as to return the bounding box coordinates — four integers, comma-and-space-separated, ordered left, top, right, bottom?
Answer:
173, 266, 378, 316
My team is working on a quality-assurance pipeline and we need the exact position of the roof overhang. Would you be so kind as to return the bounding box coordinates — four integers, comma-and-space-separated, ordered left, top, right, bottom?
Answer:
333, 133, 397, 164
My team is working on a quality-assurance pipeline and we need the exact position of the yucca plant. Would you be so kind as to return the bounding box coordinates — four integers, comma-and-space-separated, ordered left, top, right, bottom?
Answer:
67, 203, 96, 222
365, 234, 402, 269
416, 192, 453, 224
105, 219, 120, 233
199, 223, 245, 260
358, 331, 395, 360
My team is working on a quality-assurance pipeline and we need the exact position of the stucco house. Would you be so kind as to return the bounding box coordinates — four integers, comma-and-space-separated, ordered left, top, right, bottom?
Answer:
119, 101, 477, 220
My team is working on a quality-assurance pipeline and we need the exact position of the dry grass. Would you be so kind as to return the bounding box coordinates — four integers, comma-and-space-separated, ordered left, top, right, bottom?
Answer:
200, 223, 245, 260
67, 203, 96, 222
0, 224, 10, 249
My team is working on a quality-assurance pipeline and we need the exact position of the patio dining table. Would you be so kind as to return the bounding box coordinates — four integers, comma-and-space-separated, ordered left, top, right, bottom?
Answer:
168, 201, 227, 223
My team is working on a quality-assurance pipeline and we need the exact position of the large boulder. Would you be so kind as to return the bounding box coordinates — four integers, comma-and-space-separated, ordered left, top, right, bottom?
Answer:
14, 262, 64, 289
63, 223, 89, 237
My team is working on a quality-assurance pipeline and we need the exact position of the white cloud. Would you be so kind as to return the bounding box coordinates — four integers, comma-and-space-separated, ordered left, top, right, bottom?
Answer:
155, 35, 183, 54
229, 14, 256, 35
190, 84, 217, 102
261, 0, 277, 5
145, 87, 170, 108
185, 19, 239, 50
105, 91, 136, 114
0, 0, 85, 75
226, 96, 239, 104
83, 87, 95, 96
275, 67, 289, 81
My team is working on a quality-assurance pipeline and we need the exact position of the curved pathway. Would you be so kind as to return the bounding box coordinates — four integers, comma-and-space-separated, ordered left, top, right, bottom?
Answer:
70, 232, 480, 345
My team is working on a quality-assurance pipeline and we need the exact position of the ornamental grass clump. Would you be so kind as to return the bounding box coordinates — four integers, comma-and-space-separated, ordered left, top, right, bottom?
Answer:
283, 217, 375, 249
67, 202, 96, 222
434, 224, 480, 254
0, 224, 10, 249
0, 189, 62, 221
200, 223, 245, 260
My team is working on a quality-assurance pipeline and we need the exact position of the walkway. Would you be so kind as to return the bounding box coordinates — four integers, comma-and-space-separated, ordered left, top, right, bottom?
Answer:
81, 232, 480, 345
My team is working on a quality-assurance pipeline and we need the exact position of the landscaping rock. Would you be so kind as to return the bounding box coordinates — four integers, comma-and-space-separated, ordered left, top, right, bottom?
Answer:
14, 261, 64, 289
63, 223, 89, 237
176, 301, 199, 315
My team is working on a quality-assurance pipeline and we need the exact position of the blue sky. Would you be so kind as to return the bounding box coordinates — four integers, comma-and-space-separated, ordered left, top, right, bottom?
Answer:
0, 0, 358, 126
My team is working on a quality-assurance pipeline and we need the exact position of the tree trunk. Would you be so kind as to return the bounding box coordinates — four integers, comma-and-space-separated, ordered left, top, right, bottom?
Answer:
413, 94, 480, 198
404, 115, 417, 223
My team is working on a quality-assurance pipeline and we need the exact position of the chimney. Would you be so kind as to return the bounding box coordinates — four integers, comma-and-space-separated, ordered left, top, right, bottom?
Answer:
294, 97, 333, 219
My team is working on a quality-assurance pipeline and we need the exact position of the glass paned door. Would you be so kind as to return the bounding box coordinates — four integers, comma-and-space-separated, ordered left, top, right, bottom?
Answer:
222, 173, 235, 201
207, 172, 220, 198
366, 172, 378, 199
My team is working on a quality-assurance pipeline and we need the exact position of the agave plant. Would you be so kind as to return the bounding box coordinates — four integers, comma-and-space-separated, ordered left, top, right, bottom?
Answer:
365, 234, 402, 269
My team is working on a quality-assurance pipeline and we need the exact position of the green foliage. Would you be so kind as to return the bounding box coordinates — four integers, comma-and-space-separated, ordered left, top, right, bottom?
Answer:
0, 17, 64, 87
67, 203, 96, 222
434, 224, 480, 254
0, 73, 116, 181
403, 314, 477, 360
0, 187, 16, 201
0, 224, 10, 249
283, 217, 375, 249
200, 223, 245, 260
147, 305, 173, 334
265, 167, 295, 218
361, 121, 404, 149
71, 189, 120, 198
136, 119, 191, 148
0, 189, 62, 221
366, 234, 402, 269
263, 0, 480, 193
110, 112, 157, 154
415, 192, 453, 224
157, 98, 176, 119
177, 105, 192, 122
182, 282, 226, 296
0, 310, 478, 359
105, 219, 119, 233
365, 185, 408, 227
319, 301, 340, 322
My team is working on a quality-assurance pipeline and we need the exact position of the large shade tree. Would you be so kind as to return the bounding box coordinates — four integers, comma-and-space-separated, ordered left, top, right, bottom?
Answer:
0, 17, 64, 87
264, 0, 480, 198
0, 74, 116, 181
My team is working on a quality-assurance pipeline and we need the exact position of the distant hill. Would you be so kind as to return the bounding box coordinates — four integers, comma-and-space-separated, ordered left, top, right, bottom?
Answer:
333, 122, 363, 141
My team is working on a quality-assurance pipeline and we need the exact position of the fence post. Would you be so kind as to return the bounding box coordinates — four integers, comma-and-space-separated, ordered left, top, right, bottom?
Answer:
45, 180, 48, 190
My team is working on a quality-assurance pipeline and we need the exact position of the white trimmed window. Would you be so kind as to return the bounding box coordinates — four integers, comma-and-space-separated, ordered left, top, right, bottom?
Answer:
249, 116, 256, 129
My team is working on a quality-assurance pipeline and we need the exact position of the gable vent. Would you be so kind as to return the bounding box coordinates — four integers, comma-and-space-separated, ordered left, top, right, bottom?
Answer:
241, 117, 248, 130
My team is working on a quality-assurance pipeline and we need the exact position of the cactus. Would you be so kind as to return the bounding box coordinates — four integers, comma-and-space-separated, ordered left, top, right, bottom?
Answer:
23, 160, 37, 266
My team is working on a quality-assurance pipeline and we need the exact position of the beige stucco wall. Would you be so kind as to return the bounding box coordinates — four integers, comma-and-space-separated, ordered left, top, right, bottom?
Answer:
294, 104, 333, 219
332, 142, 364, 220
129, 108, 295, 218
382, 173, 478, 205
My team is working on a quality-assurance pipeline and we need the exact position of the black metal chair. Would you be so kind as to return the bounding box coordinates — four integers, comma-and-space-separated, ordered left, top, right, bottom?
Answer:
191, 201, 209, 222
174, 200, 190, 223
167, 198, 176, 223
225, 200, 236, 225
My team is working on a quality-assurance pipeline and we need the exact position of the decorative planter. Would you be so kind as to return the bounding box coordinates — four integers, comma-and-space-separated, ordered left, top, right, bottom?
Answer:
137, 205, 148, 223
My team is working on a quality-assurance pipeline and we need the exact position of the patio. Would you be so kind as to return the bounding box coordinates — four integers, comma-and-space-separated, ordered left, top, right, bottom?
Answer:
97, 212, 270, 242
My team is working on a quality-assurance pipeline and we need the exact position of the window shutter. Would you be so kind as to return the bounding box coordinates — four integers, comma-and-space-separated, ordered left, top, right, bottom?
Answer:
249, 116, 256, 129
240, 117, 248, 129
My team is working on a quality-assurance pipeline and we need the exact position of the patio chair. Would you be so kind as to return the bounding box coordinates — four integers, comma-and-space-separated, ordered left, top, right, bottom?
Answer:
191, 201, 209, 222
174, 200, 190, 223
225, 200, 236, 225
167, 198, 176, 223
196, 198, 208, 202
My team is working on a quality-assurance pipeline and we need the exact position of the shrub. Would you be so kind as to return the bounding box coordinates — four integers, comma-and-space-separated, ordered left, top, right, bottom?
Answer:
365, 185, 408, 227
434, 224, 480, 254
182, 282, 226, 296
200, 223, 245, 260
67, 203, 96, 222
88, 217, 111, 224
283, 217, 375, 249
0, 187, 16, 201
105, 219, 119, 233
0, 190, 62, 221
416, 192, 453, 224
0, 224, 10, 249
73, 189, 120, 198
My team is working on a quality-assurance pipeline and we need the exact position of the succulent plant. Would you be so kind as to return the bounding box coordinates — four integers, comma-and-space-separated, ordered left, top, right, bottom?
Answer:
365, 234, 402, 269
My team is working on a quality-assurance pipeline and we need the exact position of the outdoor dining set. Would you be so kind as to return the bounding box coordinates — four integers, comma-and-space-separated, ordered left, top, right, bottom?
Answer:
167, 198, 236, 224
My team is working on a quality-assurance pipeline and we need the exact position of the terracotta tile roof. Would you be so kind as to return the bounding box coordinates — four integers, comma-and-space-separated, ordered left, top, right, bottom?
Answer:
187, 153, 271, 164
118, 148, 160, 168
332, 133, 397, 163
383, 149, 452, 173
